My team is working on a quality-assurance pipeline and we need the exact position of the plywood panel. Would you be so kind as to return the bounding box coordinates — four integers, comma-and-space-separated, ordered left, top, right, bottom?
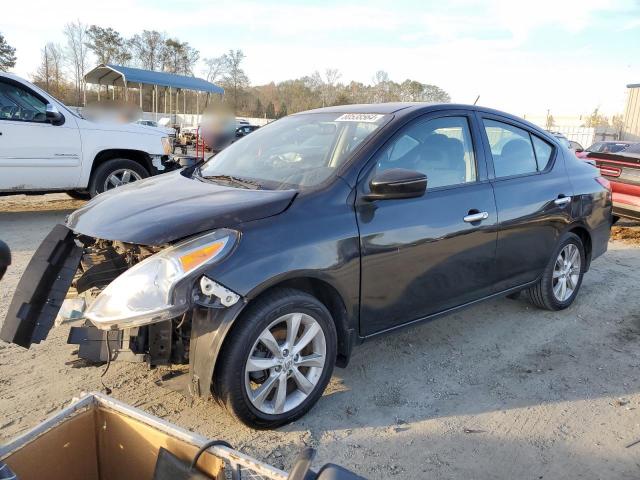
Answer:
4, 409, 99, 480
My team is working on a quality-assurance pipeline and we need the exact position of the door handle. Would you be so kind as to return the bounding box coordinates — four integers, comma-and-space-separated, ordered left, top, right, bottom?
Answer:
463, 211, 489, 223
554, 195, 571, 206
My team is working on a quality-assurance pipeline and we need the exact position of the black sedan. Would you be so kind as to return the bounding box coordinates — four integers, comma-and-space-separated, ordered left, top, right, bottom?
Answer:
1, 103, 612, 428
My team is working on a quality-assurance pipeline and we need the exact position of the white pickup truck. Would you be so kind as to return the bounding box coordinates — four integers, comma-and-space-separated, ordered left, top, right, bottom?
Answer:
0, 73, 175, 198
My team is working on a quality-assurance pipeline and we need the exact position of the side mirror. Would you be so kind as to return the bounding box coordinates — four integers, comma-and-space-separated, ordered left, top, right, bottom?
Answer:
45, 103, 64, 125
363, 168, 427, 201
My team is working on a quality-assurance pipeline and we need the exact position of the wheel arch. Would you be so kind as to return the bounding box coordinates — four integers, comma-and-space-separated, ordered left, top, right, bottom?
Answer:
206, 274, 355, 392
246, 276, 355, 368
91, 149, 152, 181
566, 223, 593, 270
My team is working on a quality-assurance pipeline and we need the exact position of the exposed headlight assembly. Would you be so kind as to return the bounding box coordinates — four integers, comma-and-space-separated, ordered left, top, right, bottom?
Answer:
85, 229, 239, 330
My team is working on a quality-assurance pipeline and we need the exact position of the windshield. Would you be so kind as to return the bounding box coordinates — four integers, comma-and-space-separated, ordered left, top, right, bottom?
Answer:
588, 142, 629, 153
198, 112, 389, 189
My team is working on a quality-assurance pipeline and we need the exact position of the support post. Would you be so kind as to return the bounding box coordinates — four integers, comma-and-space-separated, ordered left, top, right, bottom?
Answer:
139, 83, 143, 109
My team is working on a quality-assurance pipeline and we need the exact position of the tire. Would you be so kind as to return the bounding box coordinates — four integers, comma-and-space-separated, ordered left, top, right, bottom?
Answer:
526, 232, 585, 311
213, 288, 337, 429
88, 158, 149, 197
66, 190, 91, 200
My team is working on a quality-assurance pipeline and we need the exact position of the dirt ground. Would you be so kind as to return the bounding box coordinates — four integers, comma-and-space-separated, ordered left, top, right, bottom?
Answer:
1, 194, 639, 479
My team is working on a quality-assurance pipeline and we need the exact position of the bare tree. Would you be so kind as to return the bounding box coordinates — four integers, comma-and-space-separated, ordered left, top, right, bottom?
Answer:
222, 49, 249, 113
203, 55, 226, 83
64, 20, 89, 105
130, 30, 166, 71
34, 43, 65, 97
0, 32, 16, 72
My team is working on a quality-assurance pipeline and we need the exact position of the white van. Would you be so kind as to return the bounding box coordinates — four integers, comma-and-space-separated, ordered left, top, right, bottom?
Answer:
0, 73, 174, 198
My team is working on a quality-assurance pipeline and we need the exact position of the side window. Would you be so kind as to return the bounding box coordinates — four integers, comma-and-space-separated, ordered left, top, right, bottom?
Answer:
0, 81, 47, 123
375, 116, 477, 189
531, 135, 553, 170
482, 119, 537, 177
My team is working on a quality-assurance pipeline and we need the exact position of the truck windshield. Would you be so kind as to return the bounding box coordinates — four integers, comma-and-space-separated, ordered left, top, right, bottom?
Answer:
198, 112, 389, 189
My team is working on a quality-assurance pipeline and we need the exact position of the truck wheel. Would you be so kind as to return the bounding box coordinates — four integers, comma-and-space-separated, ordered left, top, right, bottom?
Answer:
526, 232, 585, 311
66, 190, 91, 200
214, 288, 337, 429
88, 158, 149, 197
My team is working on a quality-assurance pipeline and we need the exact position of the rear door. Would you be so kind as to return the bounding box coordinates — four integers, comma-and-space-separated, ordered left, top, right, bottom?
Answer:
356, 110, 498, 335
0, 78, 82, 191
476, 113, 573, 291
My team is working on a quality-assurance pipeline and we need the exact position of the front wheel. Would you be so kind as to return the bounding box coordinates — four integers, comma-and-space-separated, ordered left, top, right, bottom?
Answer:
214, 288, 337, 429
88, 158, 149, 197
526, 232, 585, 310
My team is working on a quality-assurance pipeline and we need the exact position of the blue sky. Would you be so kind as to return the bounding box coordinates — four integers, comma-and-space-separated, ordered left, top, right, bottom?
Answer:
3, 0, 640, 116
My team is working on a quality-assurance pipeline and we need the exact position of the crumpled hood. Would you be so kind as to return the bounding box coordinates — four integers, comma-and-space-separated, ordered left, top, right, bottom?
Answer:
66, 171, 297, 245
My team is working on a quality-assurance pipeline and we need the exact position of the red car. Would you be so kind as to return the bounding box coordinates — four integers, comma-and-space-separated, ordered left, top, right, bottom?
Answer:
583, 143, 640, 221
576, 141, 636, 158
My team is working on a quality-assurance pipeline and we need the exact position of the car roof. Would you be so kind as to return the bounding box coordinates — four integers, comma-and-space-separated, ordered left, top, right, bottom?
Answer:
294, 102, 549, 138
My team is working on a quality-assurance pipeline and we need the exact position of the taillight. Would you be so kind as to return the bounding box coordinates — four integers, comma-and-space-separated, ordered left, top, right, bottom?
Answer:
599, 165, 621, 177
595, 176, 611, 191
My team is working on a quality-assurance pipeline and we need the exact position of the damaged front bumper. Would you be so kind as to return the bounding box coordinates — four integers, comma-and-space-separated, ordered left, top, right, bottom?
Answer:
0, 224, 83, 348
1, 224, 245, 399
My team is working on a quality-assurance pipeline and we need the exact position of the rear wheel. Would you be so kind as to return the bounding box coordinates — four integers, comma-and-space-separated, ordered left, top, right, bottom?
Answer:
214, 288, 336, 429
88, 158, 148, 197
526, 233, 585, 310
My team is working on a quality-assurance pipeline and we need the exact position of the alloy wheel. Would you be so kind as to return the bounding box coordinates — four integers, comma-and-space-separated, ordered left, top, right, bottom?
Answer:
552, 243, 581, 302
244, 312, 327, 415
103, 168, 142, 191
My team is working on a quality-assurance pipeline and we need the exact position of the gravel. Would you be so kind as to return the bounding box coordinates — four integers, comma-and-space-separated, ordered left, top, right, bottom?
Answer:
1, 194, 639, 479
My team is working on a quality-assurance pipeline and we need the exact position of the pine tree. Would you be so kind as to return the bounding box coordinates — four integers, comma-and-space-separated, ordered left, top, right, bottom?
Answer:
0, 33, 16, 71
277, 102, 288, 118
265, 101, 276, 119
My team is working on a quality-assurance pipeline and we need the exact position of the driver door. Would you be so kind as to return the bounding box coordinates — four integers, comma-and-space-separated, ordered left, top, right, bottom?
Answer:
0, 78, 82, 191
356, 111, 498, 336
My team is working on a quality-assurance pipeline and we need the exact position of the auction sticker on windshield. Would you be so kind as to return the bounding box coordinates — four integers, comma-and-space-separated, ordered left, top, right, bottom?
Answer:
335, 113, 384, 122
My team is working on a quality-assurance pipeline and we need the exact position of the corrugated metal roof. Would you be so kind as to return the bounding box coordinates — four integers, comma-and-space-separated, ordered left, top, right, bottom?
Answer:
84, 64, 224, 94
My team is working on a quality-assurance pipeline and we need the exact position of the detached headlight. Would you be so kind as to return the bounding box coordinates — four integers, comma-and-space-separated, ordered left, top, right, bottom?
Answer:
85, 229, 239, 330
161, 136, 172, 155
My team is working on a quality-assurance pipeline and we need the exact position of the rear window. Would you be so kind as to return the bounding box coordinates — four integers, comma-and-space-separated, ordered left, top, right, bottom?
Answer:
483, 119, 555, 177
532, 136, 553, 170
483, 120, 537, 177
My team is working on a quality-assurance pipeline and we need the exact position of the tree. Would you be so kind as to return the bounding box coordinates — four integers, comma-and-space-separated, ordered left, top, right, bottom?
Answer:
420, 84, 450, 103
252, 98, 264, 118
265, 101, 276, 119
0, 33, 16, 71
277, 101, 288, 118
203, 55, 226, 83
64, 20, 89, 106
33, 43, 68, 101
130, 30, 166, 71
86, 25, 130, 65
545, 111, 555, 130
222, 49, 249, 113
584, 107, 609, 128
162, 38, 199, 75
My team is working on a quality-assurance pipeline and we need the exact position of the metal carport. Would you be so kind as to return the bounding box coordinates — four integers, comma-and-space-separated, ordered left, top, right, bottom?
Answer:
84, 64, 224, 120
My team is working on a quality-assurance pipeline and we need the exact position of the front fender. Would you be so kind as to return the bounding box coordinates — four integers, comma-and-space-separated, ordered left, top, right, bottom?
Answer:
188, 302, 246, 399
